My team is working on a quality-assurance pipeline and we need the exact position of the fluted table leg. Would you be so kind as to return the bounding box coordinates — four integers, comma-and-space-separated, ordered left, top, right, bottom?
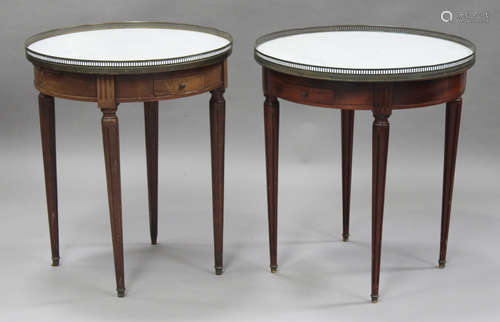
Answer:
341, 110, 354, 242
39, 93, 60, 267
264, 95, 279, 273
101, 106, 125, 297
439, 98, 462, 268
98, 75, 125, 297
144, 101, 159, 245
371, 85, 392, 303
210, 88, 225, 275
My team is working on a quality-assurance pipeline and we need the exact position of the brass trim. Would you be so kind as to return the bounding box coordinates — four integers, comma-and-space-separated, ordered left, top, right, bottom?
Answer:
254, 25, 476, 82
25, 21, 233, 75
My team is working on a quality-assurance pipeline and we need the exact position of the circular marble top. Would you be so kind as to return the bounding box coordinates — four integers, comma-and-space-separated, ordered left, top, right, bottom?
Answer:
255, 25, 475, 81
25, 22, 232, 74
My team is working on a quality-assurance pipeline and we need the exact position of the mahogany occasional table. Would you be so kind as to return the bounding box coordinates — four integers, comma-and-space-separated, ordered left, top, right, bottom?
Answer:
25, 22, 232, 297
254, 25, 475, 302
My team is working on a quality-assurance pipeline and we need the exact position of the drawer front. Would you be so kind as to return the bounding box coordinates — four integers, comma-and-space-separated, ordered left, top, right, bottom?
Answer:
154, 75, 203, 96
271, 82, 335, 105
288, 85, 335, 105
153, 64, 222, 97
264, 68, 373, 109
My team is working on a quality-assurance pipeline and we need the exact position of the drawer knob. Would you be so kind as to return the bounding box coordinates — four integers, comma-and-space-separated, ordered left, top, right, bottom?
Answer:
301, 90, 308, 97
179, 83, 186, 90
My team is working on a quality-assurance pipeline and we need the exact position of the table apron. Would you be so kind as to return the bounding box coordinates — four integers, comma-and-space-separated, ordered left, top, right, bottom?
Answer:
262, 68, 466, 110
33, 60, 227, 103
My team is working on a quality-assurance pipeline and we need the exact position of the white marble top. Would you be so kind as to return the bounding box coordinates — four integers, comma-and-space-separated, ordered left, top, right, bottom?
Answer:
256, 31, 472, 69
28, 28, 231, 62
255, 27, 475, 80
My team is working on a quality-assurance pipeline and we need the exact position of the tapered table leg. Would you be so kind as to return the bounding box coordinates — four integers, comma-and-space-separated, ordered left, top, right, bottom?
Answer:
39, 93, 60, 267
210, 88, 225, 275
371, 85, 392, 303
341, 110, 354, 242
439, 98, 462, 268
264, 95, 279, 273
144, 101, 159, 245
101, 106, 125, 297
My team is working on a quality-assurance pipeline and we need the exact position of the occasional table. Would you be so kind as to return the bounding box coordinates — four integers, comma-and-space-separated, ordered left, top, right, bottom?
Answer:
26, 22, 232, 297
254, 25, 475, 302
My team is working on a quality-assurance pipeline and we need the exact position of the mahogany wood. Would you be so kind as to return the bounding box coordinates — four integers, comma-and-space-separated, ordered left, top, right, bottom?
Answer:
144, 101, 159, 245
38, 93, 59, 266
97, 75, 116, 108
264, 95, 279, 273
209, 88, 226, 275
34, 62, 225, 103
33, 58, 228, 296
439, 98, 462, 268
261, 66, 466, 302
100, 105, 125, 297
341, 110, 354, 242
263, 68, 466, 110
370, 83, 392, 303
97, 75, 125, 297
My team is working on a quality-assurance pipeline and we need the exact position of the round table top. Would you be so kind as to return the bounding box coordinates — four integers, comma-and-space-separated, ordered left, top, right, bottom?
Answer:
255, 25, 475, 82
25, 22, 232, 74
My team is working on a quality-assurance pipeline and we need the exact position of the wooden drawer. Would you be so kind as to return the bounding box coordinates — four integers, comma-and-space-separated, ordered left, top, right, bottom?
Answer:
154, 75, 203, 96
153, 64, 222, 97
285, 84, 335, 105
264, 68, 373, 109
270, 81, 335, 105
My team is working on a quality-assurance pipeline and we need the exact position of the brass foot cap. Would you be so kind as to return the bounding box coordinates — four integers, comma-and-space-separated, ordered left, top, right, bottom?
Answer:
215, 267, 223, 275
439, 260, 446, 269
51, 257, 60, 266
117, 288, 125, 297
371, 295, 378, 303
342, 234, 349, 242
270, 265, 278, 273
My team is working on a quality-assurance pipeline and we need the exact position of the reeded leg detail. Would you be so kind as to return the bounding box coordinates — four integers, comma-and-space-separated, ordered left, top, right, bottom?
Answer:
371, 113, 390, 302
144, 101, 159, 245
39, 93, 60, 266
101, 107, 125, 297
341, 110, 354, 242
371, 85, 392, 302
264, 95, 279, 273
210, 88, 225, 275
439, 98, 462, 268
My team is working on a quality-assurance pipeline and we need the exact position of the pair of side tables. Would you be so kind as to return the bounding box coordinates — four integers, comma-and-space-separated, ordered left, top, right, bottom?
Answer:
25, 22, 475, 302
